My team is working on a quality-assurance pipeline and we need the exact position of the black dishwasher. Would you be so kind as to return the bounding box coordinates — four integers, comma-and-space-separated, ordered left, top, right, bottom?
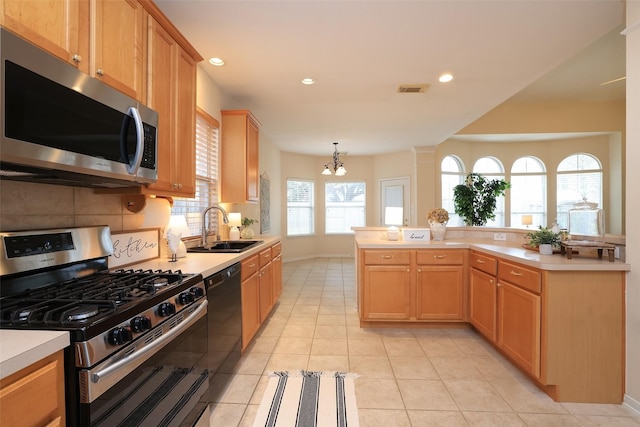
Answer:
205, 262, 242, 402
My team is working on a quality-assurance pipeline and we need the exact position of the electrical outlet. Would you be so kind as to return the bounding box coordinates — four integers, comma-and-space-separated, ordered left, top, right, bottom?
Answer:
493, 233, 507, 241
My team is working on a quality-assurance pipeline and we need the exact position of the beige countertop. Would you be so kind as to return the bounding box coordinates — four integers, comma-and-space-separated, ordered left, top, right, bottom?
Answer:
355, 237, 631, 272
0, 330, 69, 379
0, 236, 281, 380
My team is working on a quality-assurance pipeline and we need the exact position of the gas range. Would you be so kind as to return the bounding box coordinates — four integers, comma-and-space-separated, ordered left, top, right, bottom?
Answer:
0, 226, 210, 425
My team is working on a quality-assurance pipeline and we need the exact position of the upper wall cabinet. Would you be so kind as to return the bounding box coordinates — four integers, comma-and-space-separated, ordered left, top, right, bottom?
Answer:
221, 110, 260, 203
0, 0, 88, 70
144, 14, 197, 197
91, 0, 145, 101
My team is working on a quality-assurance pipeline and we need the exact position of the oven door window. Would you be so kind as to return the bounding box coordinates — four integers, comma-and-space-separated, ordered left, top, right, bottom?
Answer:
88, 316, 209, 427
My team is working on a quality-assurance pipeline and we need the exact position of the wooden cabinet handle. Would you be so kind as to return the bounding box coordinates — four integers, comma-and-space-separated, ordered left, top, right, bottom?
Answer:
382, 255, 393, 259
248, 263, 256, 268
475, 258, 485, 264
510, 270, 523, 277
434, 255, 446, 259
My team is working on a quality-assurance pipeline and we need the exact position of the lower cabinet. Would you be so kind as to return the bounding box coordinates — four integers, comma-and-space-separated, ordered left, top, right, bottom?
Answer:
360, 248, 466, 322
240, 242, 282, 350
0, 350, 65, 427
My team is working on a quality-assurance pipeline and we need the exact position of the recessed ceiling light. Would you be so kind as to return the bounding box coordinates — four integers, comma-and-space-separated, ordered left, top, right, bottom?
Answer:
438, 73, 453, 83
209, 57, 225, 66
301, 78, 316, 85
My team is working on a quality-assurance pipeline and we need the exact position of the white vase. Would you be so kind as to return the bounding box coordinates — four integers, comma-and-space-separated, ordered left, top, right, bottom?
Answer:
539, 244, 553, 255
241, 227, 255, 239
429, 220, 447, 241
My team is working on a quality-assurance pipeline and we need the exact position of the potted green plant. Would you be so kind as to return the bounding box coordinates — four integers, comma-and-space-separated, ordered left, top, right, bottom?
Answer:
240, 217, 258, 239
525, 226, 561, 255
453, 173, 511, 226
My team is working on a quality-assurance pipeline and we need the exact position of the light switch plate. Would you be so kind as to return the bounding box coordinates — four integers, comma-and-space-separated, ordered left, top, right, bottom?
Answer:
493, 233, 507, 241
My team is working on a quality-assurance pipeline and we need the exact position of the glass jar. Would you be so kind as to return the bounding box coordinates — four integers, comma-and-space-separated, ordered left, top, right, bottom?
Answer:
568, 198, 605, 237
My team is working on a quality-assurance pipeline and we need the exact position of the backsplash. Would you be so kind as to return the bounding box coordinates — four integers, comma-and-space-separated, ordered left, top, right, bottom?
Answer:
0, 180, 144, 232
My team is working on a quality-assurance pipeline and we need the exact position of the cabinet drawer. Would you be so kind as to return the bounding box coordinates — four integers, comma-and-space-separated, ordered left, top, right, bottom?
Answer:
416, 249, 465, 265
241, 254, 259, 281
498, 260, 541, 294
470, 251, 497, 275
363, 250, 410, 265
271, 242, 282, 257
259, 248, 272, 268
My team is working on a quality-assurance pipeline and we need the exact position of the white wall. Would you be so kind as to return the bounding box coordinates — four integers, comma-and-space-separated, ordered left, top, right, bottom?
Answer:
624, 0, 640, 413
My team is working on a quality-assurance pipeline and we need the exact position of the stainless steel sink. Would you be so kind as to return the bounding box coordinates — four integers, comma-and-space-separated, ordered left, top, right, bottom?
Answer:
187, 240, 263, 253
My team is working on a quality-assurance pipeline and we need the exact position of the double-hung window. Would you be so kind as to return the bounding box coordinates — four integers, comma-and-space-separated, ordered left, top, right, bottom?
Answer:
287, 179, 315, 236
556, 153, 602, 229
171, 109, 219, 237
325, 181, 366, 234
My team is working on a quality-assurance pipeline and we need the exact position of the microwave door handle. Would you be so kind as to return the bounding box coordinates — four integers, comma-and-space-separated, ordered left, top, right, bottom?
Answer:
124, 106, 144, 176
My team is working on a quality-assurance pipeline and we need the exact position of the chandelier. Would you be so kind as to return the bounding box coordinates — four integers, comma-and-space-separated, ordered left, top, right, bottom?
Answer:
321, 142, 347, 176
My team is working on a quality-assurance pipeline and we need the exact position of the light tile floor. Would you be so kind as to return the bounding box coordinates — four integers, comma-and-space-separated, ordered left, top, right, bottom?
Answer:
210, 257, 640, 426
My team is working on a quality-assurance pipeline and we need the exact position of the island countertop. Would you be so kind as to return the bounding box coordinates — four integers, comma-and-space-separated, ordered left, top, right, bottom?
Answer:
355, 237, 630, 272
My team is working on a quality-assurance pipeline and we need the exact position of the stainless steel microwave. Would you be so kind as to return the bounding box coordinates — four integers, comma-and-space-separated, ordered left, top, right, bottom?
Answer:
0, 28, 158, 188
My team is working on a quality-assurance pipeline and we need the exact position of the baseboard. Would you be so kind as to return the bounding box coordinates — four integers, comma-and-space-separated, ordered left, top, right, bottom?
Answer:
624, 394, 640, 416
283, 254, 354, 263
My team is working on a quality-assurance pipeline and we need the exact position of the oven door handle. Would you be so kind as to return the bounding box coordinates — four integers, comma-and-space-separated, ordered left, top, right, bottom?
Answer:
91, 300, 207, 384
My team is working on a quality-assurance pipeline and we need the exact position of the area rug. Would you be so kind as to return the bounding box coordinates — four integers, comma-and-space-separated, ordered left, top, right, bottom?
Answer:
252, 371, 360, 427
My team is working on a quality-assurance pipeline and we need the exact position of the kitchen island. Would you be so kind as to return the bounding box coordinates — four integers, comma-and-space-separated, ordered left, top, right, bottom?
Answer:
355, 231, 629, 404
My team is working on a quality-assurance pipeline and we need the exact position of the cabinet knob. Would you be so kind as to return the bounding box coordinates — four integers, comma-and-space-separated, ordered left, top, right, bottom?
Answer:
382, 255, 393, 259
489, 279, 494, 284
476, 259, 485, 264
72, 54, 82, 63
248, 263, 256, 268
406, 268, 410, 273
96, 68, 104, 76
510, 270, 523, 277
434, 255, 446, 259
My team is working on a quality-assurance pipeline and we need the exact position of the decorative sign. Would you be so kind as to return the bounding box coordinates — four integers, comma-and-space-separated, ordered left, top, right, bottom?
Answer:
109, 228, 160, 268
260, 174, 271, 234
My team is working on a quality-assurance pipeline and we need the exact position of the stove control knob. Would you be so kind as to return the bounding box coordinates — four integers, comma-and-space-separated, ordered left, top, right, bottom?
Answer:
177, 291, 195, 305
190, 287, 205, 298
130, 316, 152, 333
107, 327, 132, 345
158, 302, 176, 317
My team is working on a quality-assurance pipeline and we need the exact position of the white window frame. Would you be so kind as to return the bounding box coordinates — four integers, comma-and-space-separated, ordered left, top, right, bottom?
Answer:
441, 155, 466, 226
325, 181, 366, 234
287, 179, 315, 236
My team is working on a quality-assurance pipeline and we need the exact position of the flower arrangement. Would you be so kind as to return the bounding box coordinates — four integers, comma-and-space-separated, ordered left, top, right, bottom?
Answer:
426, 208, 449, 224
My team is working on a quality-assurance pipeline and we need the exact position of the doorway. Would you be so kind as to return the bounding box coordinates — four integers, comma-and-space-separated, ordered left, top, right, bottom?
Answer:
380, 177, 410, 226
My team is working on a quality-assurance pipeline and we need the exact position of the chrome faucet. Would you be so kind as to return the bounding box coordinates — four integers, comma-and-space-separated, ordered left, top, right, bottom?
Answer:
201, 205, 229, 247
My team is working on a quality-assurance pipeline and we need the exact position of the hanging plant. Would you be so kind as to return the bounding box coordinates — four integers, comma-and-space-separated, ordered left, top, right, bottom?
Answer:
453, 173, 511, 226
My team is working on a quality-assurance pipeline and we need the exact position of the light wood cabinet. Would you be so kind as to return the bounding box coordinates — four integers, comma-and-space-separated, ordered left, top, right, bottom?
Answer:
221, 110, 260, 203
469, 267, 497, 342
0, 0, 88, 71
271, 243, 283, 302
0, 350, 65, 427
144, 14, 196, 197
240, 242, 282, 350
360, 249, 465, 322
416, 250, 465, 320
90, 0, 145, 100
241, 254, 261, 350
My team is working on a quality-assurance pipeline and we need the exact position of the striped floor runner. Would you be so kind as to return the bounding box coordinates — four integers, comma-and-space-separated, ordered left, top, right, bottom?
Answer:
253, 371, 360, 427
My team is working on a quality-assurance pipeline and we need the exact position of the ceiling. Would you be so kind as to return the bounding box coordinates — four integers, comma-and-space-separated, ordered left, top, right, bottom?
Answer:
155, 0, 626, 157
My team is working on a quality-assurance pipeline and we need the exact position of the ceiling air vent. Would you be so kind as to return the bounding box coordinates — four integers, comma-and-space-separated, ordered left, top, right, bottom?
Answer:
397, 84, 429, 94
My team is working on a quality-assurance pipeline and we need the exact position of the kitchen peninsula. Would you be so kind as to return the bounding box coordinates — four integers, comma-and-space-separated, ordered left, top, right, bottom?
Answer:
354, 228, 629, 404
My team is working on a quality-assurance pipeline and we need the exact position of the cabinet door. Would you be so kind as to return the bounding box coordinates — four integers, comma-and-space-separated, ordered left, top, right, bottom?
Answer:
272, 254, 282, 303
498, 281, 541, 378
146, 16, 176, 194
362, 265, 411, 320
259, 262, 273, 322
173, 47, 197, 196
1, 0, 86, 70
220, 110, 260, 203
470, 268, 497, 342
91, 0, 144, 100
241, 274, 260, 351
416, 265, 464, 320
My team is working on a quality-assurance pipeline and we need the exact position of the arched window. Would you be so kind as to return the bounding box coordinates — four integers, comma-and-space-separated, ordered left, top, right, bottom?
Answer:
556, 153, 602, 229
441, 155, 465, 226
473, 157, 506, 226
511, 156, 546, 228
